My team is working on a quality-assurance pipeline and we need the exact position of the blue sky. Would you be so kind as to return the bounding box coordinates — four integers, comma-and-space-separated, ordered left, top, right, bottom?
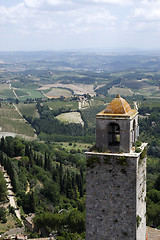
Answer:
0, 0, 160, 51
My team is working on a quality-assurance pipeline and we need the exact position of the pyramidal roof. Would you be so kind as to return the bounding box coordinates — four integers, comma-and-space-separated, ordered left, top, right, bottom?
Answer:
104, 94, 131, 114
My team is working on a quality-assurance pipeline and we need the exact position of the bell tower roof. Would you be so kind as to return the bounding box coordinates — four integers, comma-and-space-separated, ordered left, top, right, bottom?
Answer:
104, 94, 131, 114
97, 94, 138, 118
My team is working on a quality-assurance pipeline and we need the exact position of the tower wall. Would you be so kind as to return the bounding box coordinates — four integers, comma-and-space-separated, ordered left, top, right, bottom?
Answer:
86, 148, 146, 240
136, 151, 147, 239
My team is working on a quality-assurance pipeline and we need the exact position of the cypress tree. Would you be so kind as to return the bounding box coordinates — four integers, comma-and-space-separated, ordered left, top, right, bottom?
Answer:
59, 160, 63, 193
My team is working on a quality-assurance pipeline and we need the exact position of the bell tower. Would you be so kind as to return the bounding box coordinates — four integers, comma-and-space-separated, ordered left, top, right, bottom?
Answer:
96, 94, 139, 153
86, 95, 147, 240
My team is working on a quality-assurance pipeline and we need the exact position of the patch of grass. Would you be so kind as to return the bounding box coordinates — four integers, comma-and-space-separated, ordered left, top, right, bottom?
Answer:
123, 79, 153, 90
0, 118, 35, 137
11, 81, 24, 88
108, 86, 133, 96
18, 89, 45, 100
0, 82, 45, 100
90, 99, 106, 107
0, 214, 17, 233
0, 84, 10, 91
18, 103, 39, 119
116, 156, 128, 166
43, 101, 78, 111
0, 84, 16, 99
152, 90, 160, 96
140, 100, 160, 109
0, 89, 15, 99
136, 215, 142, 228
0, 103, 35, 137
0, 104, 22, 119
140, 146, 147, 159
41, 88, 53, 94
14, 90, 30, 97
55, 142, 92, 152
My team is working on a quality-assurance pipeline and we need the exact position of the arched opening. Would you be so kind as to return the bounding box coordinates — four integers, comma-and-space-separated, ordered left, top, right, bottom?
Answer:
133, 119, 136, 143
108, 123, 120, 146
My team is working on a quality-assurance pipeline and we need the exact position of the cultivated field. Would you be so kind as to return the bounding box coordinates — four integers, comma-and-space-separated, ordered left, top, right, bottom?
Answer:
0, 104, 22, 119
16, 88, 44, 100
133, 86, 160, 96
56, 112, 84, 126
108, 86, 133, 96
38, 83, 96, 96
18, 103, 39, 119
90, 99, 106, 106
44, 88, 72, 98
0, 84, 15, 99
0, 83, 45, 100
151, 90, 160, 97
0, 103, 35, 137
14, 89, 30, 98
43, 100, 78, 111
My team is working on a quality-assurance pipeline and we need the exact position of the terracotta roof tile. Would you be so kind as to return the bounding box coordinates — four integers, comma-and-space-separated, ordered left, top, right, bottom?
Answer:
104, 94, 131, 114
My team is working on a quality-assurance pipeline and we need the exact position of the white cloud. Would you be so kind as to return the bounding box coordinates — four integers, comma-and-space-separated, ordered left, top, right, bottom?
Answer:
24, 0, 43, 8
24, 0, 75, 11
68, 0, 133, 6
0, 6, 10, 25
92, 0, 133, 5
47, 0, 71, 5
23, 0, 134, 8
0, 3, 29, 25
62, 7, 117, 35
1, 0, 160, 50
34, 18, 57, 32
23, 0, 133, 11
0, 1, 117, 35
131, 0, 160, 21
80, 9, 116, 25
133, 8, 160, 21
123, 0, 160, 33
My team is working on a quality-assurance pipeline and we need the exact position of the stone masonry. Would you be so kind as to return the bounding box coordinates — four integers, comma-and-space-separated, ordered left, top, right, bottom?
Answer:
86, 145, 147, 240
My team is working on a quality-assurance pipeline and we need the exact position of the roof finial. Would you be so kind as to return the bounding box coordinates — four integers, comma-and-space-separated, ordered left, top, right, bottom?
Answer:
116, 94, 120, 98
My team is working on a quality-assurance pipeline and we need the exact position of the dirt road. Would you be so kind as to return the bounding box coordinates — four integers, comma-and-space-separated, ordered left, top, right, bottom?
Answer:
1, 165, 23, 225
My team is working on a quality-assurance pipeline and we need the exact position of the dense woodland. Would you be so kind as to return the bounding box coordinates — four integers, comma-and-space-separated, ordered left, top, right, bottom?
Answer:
0, 137, 86, 239
137, 103, 160, 228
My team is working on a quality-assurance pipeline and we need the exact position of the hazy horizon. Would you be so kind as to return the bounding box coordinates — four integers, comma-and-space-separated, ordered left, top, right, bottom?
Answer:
1, 48, 160, 54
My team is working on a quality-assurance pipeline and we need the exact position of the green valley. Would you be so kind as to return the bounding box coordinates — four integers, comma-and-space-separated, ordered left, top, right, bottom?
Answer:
0, 51, 160, 239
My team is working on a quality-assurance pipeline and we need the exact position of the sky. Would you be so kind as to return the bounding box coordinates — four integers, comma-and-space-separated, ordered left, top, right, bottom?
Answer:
0, 0, 160, 51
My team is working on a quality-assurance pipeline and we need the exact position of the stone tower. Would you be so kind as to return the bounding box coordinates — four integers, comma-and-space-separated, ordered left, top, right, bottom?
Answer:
86, 95, 147, 240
